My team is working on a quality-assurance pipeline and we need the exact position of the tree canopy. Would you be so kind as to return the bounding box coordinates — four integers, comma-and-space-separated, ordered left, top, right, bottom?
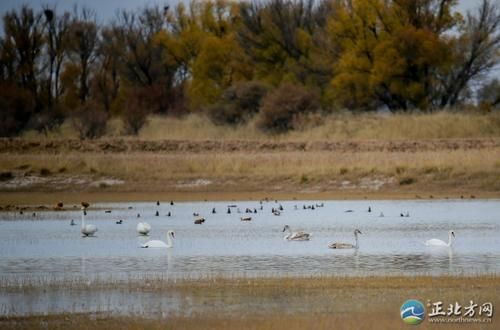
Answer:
0, 0, 499, 136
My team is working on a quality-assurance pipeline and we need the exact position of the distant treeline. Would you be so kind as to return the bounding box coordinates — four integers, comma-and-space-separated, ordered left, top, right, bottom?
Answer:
1, 0, 500, 137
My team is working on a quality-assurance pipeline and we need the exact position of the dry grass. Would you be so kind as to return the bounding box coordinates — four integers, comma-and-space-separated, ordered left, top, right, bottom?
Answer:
1, 149, 499, 192
1, 149, 499, 179
0, 314, 399, 330
2, 312, 496, 330
286, 111, 500, 141
20, 111, 500, 141
6, 111, 500, 197
1, 276, 498, 329
4, 274, 498, 292
135, 112, 500, 141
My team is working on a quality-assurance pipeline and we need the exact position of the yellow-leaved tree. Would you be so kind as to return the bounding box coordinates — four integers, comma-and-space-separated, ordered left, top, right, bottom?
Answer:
329, 0, 459, 111
156, 0, 252, 110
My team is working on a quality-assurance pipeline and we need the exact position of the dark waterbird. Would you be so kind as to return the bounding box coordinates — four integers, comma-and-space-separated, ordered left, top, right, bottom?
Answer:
194, 218, 205, 224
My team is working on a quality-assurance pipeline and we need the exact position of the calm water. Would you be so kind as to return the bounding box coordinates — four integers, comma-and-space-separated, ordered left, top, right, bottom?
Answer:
1, 199, 499, 316
0, 199, 499, 282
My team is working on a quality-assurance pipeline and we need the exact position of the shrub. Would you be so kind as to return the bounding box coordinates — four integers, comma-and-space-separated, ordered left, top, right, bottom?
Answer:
257, 83, 320, 132
71, 101, 109, 139
28, 104, 66, 135
290, 112, 324, 131
122, 91, 150, 135
206, 103, 239, 125
0, 84, 35, 137
0, 172, 14, 181
39, 168, 51, 176
399, 177, 416, 185
207, 81, 268, 125
395, 166, 407, 174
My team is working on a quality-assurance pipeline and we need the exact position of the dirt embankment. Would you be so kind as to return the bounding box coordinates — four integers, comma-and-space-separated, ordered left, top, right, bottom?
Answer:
1, 137, 499, 154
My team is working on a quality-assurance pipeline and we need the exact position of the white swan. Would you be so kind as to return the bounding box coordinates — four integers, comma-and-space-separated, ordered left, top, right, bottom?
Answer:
80, 207, 97, 237
426, 230, 455, 247
141, 230, 175, 248
283, 225, 311, 241
136, 222, 151, 236
329, 229, 362, 249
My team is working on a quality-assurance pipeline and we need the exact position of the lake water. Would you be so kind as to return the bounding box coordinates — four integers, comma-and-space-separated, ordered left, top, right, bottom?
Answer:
0, 199, 499, 282
0, 199, 499, 315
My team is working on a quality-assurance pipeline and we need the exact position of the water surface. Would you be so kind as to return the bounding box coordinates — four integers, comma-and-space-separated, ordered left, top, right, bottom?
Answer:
1, 199, 498, 282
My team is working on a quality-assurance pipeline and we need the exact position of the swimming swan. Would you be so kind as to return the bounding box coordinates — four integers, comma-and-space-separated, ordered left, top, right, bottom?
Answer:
141, 230, 175, 248
283, 225, 311, 241
80, 207, 97, 237
425, 230, 455, 247
329, 229, 362, 249
136, 222, 151, 236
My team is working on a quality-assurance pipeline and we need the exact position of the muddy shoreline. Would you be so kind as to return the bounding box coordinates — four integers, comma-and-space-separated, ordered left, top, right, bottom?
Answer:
0, 190, 497, 209
1, 276, 498, 329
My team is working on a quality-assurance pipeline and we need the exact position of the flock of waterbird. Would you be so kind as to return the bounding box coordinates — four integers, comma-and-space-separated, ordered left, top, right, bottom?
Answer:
74, 200, 456, 249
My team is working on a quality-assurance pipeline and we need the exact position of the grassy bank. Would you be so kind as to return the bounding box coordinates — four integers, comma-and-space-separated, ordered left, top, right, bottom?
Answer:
0, 148, 499, 202
1, 276, 498, 329
3, 112, 500, 200
21, 111, 500, 141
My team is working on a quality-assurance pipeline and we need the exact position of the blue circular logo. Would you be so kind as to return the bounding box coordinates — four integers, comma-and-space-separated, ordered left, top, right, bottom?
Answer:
400, 299, 425, 325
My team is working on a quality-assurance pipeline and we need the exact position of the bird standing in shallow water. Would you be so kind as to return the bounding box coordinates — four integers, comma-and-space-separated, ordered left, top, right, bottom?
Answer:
80, 207, 97, 237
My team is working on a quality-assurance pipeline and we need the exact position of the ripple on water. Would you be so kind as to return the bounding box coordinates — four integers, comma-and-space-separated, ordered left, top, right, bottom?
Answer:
0, 199, 499, 283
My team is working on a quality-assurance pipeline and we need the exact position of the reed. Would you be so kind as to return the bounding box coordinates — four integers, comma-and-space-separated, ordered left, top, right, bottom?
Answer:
1, 149, 499, 194
19, 111, 500, 141
1, 275, 498, 329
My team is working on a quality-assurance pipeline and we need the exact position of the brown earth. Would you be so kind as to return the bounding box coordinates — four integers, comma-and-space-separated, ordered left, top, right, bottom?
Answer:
1, 137, 500, 154
0, 138, 499, 205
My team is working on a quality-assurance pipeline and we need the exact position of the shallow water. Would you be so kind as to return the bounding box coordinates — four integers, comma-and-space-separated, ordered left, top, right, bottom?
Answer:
1, 199, 499, 316
1, 199, 499, 282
